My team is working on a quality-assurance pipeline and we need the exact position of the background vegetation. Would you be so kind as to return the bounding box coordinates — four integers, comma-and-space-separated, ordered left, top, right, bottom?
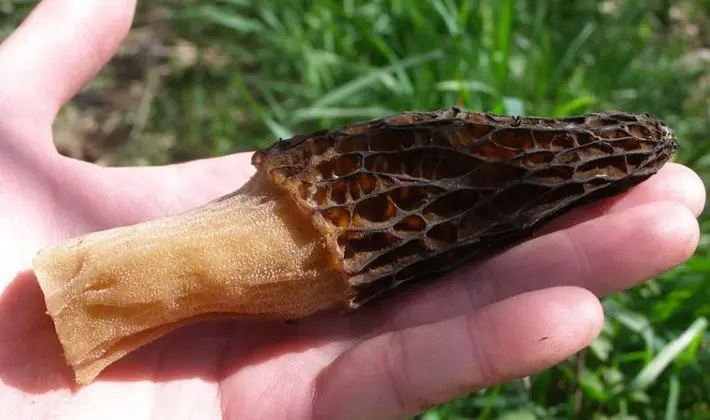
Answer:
3, 0, 709, 418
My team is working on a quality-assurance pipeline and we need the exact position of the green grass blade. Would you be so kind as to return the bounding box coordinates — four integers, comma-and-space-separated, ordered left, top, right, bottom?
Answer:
503, 97, 525, 115
262, 115, 293, 140
552, 95, 598, 116
309, 49, 444, 109
436, 80, 499, 97
550, 22, 596, 85
664, 374, 680, 420
230, 71, 292, 141
215, 0, 250, 6
629, 317, 708, 392
291, 107, 394, 123
428, 0, 459, 35
493, 0, 514, 90
197, 5, 264, 33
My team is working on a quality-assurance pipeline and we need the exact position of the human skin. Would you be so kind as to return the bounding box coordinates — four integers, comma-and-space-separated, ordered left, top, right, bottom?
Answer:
0, 1, 705, 419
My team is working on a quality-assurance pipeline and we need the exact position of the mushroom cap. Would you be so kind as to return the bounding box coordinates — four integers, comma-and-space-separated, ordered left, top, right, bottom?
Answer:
252, 107, 678, 308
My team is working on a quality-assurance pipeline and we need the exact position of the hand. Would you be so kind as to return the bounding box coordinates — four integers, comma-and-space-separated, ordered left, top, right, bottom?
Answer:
0, 1, 704, 419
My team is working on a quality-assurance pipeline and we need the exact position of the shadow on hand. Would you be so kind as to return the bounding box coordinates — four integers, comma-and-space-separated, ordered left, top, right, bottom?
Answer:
0, 270, 362, 394
0, 270, 76, 392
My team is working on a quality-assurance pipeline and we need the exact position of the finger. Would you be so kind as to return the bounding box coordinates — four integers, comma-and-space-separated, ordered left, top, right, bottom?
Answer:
541, 163, 705, 234
0, 0, 136, 122
162, 151, 258, 191
359, 200, 698, 333
105, 151, 258, 214
314, 286, 603, 419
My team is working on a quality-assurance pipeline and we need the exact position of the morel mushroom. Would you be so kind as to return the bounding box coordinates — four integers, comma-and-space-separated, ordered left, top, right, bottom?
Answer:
32, 107, 678, 384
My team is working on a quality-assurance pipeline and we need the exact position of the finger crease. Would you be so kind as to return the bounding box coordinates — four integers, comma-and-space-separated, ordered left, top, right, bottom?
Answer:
462, 262, 499, 312
562, 229, 593, 290
466, 315, 501, 387
381, 332, 409, 414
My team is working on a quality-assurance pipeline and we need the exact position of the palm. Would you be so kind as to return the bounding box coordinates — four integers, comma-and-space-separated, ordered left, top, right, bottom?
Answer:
0, 2, 704, 419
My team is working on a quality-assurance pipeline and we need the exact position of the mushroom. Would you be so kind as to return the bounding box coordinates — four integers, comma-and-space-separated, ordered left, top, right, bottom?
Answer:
31, 107, 678, 384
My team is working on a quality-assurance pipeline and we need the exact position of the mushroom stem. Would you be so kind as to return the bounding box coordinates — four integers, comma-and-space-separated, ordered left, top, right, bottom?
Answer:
32, 172, 347, 384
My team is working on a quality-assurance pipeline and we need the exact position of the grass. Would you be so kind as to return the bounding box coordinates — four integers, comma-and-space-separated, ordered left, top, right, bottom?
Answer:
3, 0, 710, 417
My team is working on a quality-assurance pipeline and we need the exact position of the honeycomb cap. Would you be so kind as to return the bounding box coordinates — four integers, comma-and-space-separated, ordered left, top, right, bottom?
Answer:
252, 107, 678, 308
